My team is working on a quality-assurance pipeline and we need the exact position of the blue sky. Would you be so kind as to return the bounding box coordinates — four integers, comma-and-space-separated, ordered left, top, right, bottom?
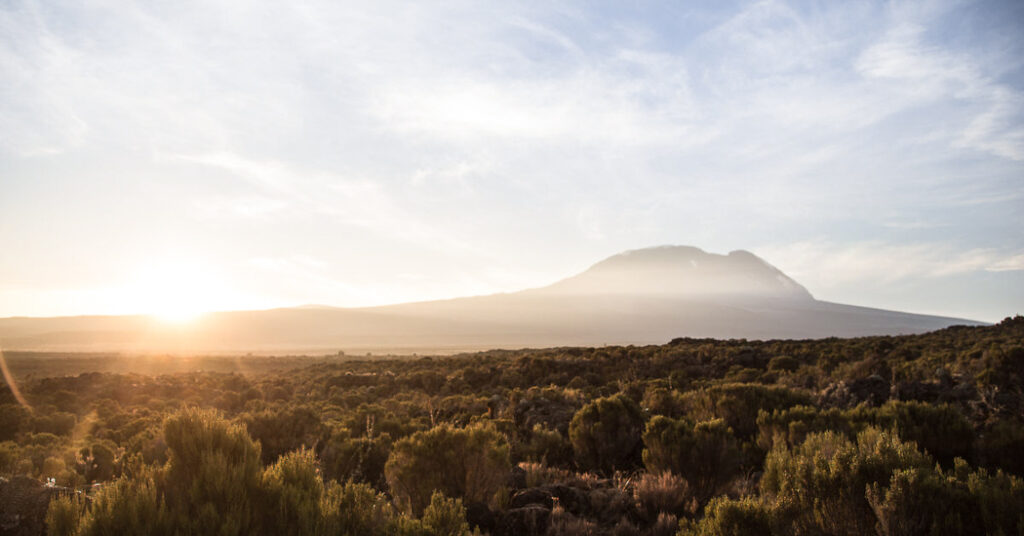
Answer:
1, 0, 1022, 322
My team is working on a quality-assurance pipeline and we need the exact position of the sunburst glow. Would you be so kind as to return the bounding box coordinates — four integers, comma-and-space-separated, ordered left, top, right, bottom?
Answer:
129, 261, 219, 323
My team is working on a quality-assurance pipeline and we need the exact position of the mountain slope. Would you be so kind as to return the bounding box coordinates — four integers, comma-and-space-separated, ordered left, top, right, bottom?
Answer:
0, 246, 984, 353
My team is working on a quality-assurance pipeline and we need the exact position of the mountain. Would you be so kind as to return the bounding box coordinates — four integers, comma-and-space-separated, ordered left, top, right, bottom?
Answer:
0, 246, 983, 353
534, 246, 812, 299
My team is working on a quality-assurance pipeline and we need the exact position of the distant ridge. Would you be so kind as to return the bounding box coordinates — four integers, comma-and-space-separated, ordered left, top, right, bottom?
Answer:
0, 245, 984, 353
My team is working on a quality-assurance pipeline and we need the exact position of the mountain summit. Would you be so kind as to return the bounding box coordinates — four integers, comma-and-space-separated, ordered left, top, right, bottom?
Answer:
539, 246, 812, 300
0, 245, 984, 352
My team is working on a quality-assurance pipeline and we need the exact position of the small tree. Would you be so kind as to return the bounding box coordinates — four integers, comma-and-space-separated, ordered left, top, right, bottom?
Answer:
642, 416, 742, 506
161, 408, 263, 535
385, 423, 510, 515
260, 448, 324, 535
568, 394, 645, 474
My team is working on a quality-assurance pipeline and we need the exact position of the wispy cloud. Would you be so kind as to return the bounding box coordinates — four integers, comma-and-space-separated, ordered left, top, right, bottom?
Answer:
758, 240, 1024, 288
1, 1, 1022, 320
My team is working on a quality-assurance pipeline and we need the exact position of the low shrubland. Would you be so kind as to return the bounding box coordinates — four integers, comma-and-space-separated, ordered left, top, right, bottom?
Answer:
0, 316, 1019, 534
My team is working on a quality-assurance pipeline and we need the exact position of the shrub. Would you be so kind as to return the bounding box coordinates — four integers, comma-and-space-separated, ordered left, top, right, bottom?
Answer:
260, 448, 324, 535
866, 466, 981, 536
569, 394, 645, 474
866, 460, 1024, 536
871, 401, 974, 467
977, 418, 1024, 476
680, 384, 811, 441
761, 428, 931, 536
385, 423, 510, 515
641, 388, 687, 419
420, 491, 471, 536
679, 496, 774, 536
45, 493, 87, 536
321, 432, 391, 488
767, 356, 799, 373
642, 417, 742, 506
632, 471, 693, 521
515, 425, 574, 467
321, 480, 402, 536
757, 401, 975, 468
0, 441, 18, 473
161, 408, 263, 534
0, 403, 29, 441
83, 443, 116, 483
54, 470, 170, 536
963, 463, 1024, 535
243, 405, 327, 464
756, 405, 854, 452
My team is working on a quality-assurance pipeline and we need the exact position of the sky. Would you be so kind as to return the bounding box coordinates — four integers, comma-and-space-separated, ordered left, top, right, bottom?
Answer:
1, 0, 1022, 323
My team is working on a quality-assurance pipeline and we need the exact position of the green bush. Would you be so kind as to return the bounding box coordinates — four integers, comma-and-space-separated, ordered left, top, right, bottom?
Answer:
161, 407, 263, 535
321, 432, 392, 488
870, 401, 974, 467
385, 423, 510, 515
757, 401, 974, 467
243, 406, 327, 464
45, 493, 87, 536
963, 463, 1024, 535
977, 418, 1024, 476
866, 459, 1024, 536
0, 403, 29, 441
679, 496, 774, 536
260, 448, 324, 535
680, 384, 811, 441
515, 424, 574, 467
420, 491, 471, 536
866, 466, 981, 536
756, 405, 854, 451
49, 470, 170, 536
568, 394, 645, 473
761, 428, 931, 536
767, 356, 799, 373
321, 480, 402, 536
642, 417, 742, 506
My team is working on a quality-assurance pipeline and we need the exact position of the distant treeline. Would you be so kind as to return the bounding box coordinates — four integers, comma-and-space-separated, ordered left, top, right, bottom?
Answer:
1, 316, 1023, 535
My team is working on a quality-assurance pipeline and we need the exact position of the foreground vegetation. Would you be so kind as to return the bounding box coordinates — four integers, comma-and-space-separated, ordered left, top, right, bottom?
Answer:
1, 316, 1023, 535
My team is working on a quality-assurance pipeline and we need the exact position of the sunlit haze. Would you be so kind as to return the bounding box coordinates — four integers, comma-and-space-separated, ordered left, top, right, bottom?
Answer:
1, 1, 1022, 323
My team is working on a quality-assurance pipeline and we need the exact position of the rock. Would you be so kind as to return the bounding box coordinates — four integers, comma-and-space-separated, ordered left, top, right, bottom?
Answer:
510, 488, 553, 509
543, 484, 591, 517
0, 476, 72, 536
508, 465, 527, 491
464, 501, 495, 534
496, 505, 550, 536
820, 375, 890, 408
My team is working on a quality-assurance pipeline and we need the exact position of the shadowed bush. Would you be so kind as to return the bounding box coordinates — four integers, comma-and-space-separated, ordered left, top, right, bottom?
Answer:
679, 384, 812, 442
642, 417, 742, 507
867, 459, 1024, 536
385, 423, 510, 515
569, 394, 646, 474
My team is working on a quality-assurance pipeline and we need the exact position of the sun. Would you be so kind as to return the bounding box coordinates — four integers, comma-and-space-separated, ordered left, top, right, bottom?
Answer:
130, 260, 217, 324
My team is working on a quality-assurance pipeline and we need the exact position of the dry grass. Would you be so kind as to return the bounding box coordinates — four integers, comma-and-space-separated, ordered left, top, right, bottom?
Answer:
633, 471, 695, 520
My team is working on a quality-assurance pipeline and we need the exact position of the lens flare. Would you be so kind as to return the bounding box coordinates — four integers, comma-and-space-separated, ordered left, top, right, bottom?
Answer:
0, 348, 31, 411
